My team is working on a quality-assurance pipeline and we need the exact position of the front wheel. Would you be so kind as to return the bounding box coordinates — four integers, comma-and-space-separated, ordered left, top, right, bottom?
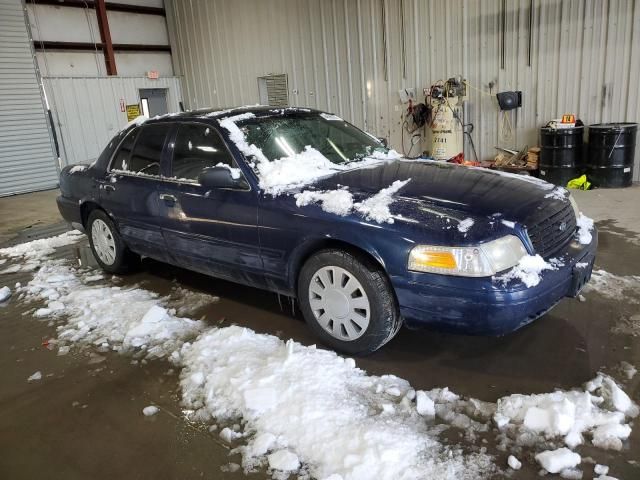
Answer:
87, 210, 139, 274
298, 249, 402, 355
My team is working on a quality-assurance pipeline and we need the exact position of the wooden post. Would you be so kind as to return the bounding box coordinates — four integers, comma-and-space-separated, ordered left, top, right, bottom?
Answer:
95, 0, 116, 75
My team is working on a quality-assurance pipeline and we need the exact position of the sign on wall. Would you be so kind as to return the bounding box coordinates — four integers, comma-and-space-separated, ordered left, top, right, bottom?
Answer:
126, 104, 141, 121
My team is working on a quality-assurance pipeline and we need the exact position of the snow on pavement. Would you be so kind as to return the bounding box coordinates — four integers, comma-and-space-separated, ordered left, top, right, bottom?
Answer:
0, 230, 83, 273
2, 231, 638, 479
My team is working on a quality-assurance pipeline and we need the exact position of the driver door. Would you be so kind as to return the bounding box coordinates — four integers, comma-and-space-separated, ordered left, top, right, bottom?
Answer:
156, 122, 264, 287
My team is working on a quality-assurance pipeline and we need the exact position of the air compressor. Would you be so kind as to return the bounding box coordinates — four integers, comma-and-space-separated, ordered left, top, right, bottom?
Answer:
427, 77, 467, 160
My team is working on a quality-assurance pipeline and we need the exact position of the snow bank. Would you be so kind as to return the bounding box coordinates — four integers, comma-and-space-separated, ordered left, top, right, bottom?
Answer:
180, 327, 493, 479
11, 231, 638, 479
0, 230, 83, 268
576, 213, 594, 245
24, 262, 205, 361
495, 254, 555, 288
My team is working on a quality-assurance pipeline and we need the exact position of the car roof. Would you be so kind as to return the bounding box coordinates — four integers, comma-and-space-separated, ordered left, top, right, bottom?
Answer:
145, 105, 322, 125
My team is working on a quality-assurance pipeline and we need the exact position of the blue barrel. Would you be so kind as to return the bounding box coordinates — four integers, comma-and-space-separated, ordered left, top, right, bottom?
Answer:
587, 123, 637, 188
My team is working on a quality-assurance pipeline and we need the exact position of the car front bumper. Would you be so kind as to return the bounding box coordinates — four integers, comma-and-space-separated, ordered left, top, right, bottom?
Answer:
391, 230, 598, 336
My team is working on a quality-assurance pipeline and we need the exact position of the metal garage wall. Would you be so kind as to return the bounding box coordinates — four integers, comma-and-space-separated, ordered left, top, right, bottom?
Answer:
0, 0, 58, 196
168, 0, 640, 181
44, 76, 183, 166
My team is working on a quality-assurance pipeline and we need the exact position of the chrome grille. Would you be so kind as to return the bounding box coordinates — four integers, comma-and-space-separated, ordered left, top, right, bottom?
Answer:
527, 203, 576, 258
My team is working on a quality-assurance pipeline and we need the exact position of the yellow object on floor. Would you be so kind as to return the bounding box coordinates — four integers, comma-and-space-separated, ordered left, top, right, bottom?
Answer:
567, 174, 591, 190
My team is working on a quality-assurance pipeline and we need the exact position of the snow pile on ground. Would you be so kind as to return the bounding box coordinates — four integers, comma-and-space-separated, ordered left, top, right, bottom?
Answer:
352, 179, 410, 224
576, 213, 594, 245
0, 285, 10, 302
23, 262, 205, 361
586, 269, 640, 305
295, 188, 354, 216
457, 218, 474, 233
494, 374, 638, 452
167, 285, 219, 317
495, 254, 556, 288
11, 231, 638, 479
0, 230, 83, 272
180, 327, 494, 479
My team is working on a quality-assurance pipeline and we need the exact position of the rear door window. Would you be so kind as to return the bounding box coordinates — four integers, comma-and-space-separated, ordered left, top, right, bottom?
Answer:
171, 124, 239, 181
128, 124, 172, 176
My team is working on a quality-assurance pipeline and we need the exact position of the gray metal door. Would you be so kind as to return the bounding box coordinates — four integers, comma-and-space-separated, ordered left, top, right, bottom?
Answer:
139, 88, 168, 117
0, 0, 58, 196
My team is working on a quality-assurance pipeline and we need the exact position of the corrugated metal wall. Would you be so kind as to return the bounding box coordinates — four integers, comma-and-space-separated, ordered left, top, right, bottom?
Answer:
168, 0, 640, 181
0, 0, 58, 196
45, 76, 183, 166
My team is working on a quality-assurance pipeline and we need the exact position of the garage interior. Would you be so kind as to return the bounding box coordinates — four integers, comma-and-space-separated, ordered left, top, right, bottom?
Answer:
1, 0, 639, 479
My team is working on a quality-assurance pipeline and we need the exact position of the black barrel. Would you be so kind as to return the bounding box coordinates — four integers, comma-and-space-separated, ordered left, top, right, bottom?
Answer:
539, 126, 585, 186
587, 123, 638, 188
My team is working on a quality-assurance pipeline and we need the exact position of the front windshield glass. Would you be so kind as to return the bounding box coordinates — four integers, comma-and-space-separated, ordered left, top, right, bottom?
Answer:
239, 114, 386, 164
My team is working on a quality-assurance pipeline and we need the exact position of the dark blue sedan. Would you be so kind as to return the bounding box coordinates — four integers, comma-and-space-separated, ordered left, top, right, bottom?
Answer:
57, 106, 597, 354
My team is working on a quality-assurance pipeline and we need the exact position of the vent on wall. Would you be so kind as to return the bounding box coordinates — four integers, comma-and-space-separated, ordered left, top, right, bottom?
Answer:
258, 74, 289, 107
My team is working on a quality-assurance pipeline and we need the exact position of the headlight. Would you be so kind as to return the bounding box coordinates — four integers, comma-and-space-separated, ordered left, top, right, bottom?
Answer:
408, 235, 527, 277
568, 194, 580, 219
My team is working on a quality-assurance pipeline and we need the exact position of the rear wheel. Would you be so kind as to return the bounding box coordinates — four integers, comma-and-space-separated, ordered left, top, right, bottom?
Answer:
298, 249, 402, 355
87, 210, 139, 274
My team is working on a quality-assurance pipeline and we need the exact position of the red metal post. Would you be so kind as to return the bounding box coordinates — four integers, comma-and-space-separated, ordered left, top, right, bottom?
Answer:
95, 0, 117, 75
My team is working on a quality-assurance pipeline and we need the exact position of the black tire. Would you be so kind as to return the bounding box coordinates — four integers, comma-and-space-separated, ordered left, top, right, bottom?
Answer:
298, 249, 402, 355
86, 209, 139, 274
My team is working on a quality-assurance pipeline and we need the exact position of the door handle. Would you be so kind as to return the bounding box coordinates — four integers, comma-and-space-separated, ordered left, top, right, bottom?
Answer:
103, 184, 115, 192
159, 193, 177, 206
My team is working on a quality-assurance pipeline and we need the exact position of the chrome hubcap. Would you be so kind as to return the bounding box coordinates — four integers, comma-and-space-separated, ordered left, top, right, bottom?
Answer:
91, 219, 116, 265
308, 266, 370, 341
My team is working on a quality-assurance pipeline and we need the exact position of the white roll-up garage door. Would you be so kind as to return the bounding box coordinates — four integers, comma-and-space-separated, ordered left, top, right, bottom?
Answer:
0, 0, 58, 197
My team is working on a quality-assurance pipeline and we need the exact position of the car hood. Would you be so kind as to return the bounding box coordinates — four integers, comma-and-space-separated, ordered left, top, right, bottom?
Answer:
309, 159, 570, 242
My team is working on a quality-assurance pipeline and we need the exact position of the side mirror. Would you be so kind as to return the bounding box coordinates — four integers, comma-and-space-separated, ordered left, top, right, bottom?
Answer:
377, 137, 388, 147
198, 166, 247, 189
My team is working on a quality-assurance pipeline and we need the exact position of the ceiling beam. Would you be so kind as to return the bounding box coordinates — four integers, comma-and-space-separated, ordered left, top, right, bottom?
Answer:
26, 0, 166, 16
33, 41, 172, 53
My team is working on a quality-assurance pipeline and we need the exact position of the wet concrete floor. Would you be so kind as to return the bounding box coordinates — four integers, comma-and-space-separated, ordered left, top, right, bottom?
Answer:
1, 211, 639, 479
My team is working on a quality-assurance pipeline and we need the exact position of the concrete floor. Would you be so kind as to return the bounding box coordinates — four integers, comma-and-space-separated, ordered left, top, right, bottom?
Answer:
0, 187, 639, 479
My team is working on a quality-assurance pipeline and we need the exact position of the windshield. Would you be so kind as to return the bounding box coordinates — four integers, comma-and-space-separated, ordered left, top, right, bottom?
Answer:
239, 114, 386, 164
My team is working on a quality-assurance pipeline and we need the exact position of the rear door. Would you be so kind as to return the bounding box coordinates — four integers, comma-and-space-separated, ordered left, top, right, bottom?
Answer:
100, 123, 173, 261
157, 122, 264, 286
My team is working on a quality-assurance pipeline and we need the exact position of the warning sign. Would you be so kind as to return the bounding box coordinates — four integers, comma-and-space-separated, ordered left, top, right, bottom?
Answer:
126, 104, 141, 121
